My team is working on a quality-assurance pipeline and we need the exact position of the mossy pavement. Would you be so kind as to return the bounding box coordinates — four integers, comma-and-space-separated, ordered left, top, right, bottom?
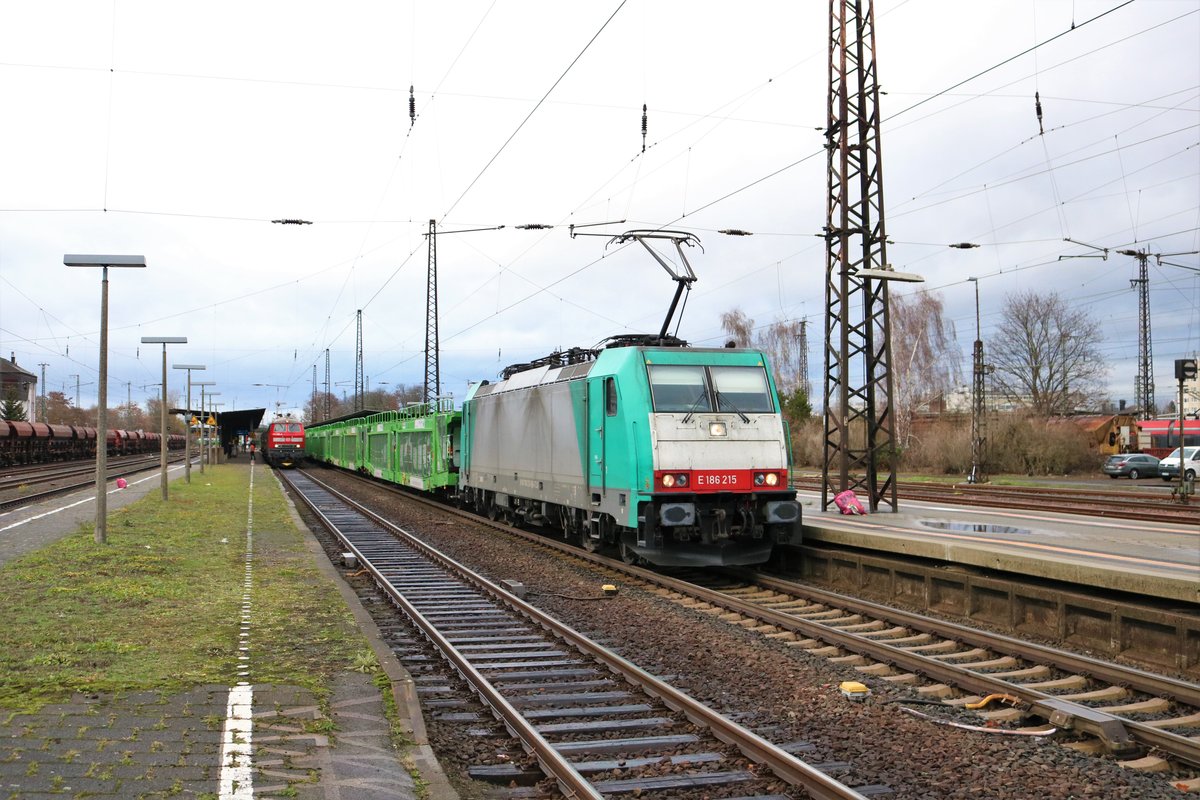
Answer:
0, 459, 454, 799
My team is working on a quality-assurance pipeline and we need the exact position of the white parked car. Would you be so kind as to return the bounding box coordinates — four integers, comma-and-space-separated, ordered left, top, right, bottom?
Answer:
1159, 446, 1200, 482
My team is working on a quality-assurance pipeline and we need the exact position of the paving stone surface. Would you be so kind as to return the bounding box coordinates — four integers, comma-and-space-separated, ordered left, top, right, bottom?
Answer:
0, 674, 424, 799
1, 462, 457, 800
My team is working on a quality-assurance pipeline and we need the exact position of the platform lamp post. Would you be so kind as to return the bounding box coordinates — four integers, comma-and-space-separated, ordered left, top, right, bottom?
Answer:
207, 394, 222, 465
141, 337, 187, 501
173, 364, 205, 484
65, 254, 147, 545
210, 402, 224, 464
194, 382, 215, 474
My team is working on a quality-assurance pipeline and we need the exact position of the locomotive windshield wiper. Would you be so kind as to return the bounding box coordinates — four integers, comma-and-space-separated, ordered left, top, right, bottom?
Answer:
681, 390, 710, 424
714, 390, 750, 423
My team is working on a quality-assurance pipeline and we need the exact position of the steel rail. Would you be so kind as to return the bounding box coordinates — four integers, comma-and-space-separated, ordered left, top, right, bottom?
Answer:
284, 470, 602, 800
673, 568, 1200, 766
744, 572, 1200, 707
0, 453, 164, 488
0, 454, 187, 512
303, 466, 1200, 770
287, 468, 873, 800
791, 477, 1194, 523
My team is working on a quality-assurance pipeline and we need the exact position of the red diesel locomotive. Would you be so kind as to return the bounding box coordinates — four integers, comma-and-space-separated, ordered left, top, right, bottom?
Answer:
261, 416, 305, 467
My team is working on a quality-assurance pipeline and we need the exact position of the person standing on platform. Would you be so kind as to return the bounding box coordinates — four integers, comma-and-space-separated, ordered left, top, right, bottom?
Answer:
249, 442, 256, 464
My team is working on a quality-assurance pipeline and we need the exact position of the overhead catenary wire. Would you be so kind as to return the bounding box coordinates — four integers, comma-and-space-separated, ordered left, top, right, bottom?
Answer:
2, 3, 1196, 408
439, 0, 628, 223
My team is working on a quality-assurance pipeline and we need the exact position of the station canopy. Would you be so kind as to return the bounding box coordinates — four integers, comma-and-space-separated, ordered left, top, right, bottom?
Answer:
171, 406, 266, 451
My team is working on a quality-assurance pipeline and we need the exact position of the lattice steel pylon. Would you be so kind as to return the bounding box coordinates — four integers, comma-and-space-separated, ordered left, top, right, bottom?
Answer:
354, 309, 364, 412
1118, 245, 1200, 417
1126, 250, 1155, 420
822, 0, 899, 513
424, 219, 439, 404
324, 348, 331, 421
798, 319, 811, 398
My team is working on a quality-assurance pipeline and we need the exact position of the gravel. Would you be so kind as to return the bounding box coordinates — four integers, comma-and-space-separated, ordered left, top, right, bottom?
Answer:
302, 469, 1189, 800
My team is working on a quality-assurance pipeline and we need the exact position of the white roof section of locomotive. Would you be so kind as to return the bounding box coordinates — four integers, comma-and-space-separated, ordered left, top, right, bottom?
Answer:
470, 343, 778, 402
472, 359, 597, 399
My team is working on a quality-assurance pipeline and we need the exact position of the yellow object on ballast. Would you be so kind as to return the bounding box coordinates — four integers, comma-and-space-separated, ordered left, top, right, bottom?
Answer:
965, 693, 1020, 710
839, 681, 871, 701
602, 584, 618, 596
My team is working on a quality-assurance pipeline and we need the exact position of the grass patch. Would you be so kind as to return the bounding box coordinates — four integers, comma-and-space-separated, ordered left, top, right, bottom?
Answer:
0, 466, 367, 712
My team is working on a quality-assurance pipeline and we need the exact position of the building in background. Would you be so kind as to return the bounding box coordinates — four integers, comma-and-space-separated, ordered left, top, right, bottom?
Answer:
0, 355, 37, 418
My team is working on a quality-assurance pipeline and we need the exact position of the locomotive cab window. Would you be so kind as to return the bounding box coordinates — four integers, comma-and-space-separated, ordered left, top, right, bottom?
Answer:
648, 365, 711, 413
605, 377, 618, 416
648, 364, 773, 414
710, 366, 773, 413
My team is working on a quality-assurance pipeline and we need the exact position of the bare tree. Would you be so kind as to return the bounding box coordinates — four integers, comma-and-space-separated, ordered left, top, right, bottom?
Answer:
392, 383, 425, 406
43, 391, 71, 425
719, 309, 754, 348
303, 392, 335, 424
719, 309, 804, 395
989, 290, 1105, 415
146, 394, 184, 434
304, 382, 429, 423
889, 291, 961, 446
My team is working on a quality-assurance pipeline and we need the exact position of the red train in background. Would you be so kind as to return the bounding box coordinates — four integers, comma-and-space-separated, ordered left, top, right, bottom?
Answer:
260, 416, 305, 467
0, 420, 185, 467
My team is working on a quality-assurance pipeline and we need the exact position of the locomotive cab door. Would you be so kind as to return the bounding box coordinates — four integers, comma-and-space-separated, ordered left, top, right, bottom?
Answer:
586, 377, 609, 505
586, 375, 622, 502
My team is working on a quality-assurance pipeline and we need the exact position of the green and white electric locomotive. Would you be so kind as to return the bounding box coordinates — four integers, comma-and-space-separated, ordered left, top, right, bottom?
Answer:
458, 336, 801, 566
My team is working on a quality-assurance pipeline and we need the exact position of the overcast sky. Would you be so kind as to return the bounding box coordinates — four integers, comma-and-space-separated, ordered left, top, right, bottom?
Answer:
1, 0, 1197, 419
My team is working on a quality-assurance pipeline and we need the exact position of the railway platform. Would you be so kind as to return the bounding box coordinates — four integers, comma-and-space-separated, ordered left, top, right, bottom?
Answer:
0, 459, 457, 800
794, 490, 1199, 605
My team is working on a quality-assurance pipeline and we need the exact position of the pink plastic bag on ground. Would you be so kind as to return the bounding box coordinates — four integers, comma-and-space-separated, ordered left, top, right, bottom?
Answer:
833, 490, 866, 515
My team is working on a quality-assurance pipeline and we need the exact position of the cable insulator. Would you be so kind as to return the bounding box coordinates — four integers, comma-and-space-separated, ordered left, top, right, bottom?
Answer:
409, 85, 416, 127
1035, 91, 1044, 136
641, 103, 648, 153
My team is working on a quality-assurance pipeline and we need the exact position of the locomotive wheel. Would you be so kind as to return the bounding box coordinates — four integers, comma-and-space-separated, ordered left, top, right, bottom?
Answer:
619, 540, 642, 566
581, 532, 601, 553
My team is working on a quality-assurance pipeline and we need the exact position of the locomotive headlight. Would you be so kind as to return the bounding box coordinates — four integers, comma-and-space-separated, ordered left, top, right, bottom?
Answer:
765, 472, 779, 486
708, 422, 727, 437
660, 472, 689, 489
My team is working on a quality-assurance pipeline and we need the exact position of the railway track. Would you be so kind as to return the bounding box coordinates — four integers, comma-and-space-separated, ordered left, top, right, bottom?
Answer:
791, 476, 1195, 524
654, 570, 1200, 787
297, 466, 1200, 794
0, 454, 185, 511
282, 467, 887, 799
